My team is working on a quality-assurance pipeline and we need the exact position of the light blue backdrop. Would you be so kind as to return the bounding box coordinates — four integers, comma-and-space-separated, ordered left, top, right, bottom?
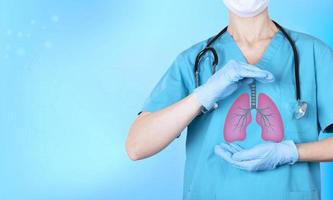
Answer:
0, 0, 332, 199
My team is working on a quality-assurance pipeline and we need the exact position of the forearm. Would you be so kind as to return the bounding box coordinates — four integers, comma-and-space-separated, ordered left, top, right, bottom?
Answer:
126, 93, 202, 160
296, 136, 333, 162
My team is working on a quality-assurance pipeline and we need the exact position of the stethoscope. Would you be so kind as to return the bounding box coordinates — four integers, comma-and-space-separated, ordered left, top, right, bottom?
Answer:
194, 21, 308, 119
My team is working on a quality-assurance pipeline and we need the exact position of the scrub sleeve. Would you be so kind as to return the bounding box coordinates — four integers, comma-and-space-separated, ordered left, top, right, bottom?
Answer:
138, 54, 192, 138
315, 42, 333, 133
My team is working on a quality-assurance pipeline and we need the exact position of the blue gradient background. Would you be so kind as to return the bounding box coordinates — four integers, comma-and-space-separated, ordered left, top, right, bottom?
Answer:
0, 0, 332, 199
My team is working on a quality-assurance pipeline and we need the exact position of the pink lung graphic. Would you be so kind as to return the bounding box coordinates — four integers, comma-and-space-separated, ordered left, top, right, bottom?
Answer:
223, 90, 284, 142
224, 94, 252, 142
256, 93, 284, 142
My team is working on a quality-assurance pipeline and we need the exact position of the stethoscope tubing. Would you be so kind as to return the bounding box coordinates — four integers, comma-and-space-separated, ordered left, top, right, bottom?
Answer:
194, 20, 301, 102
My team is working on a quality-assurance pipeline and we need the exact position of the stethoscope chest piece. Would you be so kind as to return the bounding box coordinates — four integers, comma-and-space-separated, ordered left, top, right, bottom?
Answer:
294, 100, 308, 119
200, 102, 219, 114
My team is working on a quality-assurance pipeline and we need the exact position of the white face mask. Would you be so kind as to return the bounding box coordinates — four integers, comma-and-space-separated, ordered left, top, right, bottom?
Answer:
223, 0, 269, 18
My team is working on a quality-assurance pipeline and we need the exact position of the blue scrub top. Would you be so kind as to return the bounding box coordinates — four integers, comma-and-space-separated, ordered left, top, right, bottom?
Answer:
139, 27, 333, 200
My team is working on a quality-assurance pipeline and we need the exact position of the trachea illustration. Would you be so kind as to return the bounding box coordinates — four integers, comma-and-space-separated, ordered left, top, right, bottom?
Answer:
223, 81, 284, 142
250, 82, 256, 109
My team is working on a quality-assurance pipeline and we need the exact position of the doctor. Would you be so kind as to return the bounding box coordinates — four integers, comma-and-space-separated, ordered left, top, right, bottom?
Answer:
126, 0, 333, 199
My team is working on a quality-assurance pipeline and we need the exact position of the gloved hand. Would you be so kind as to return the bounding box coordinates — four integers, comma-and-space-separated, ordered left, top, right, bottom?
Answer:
193, 59, 275, 111
214, 140, 299, 172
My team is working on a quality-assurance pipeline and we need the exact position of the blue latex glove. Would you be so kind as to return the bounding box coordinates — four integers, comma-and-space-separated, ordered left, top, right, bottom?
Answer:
193, 60, 275, 111
214, 141, 299, 172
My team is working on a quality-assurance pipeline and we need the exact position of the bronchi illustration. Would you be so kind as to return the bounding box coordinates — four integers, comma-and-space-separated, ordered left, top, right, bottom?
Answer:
224, 82, 284, 142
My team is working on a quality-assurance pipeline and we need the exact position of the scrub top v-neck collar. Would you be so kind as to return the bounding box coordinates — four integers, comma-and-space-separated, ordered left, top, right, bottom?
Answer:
222, 30, 285, 70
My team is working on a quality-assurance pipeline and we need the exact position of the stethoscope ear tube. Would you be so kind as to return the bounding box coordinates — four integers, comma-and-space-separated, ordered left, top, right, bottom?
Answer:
272, 21, 301, 102
194, 48, 218, 87
194, 27, 228, 88
272, 21, 308, 119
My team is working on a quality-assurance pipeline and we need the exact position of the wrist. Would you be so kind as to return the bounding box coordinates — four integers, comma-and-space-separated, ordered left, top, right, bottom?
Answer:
283, 140, 299, 164
192, 85, 219, 111
188, 93, 205, 116
295, 143, 304, 161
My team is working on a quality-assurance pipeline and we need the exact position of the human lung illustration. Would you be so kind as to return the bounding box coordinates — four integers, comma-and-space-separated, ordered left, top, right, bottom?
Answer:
224, 94, 252, 142
223, 82, 284, 142
256, 93, 284, 142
